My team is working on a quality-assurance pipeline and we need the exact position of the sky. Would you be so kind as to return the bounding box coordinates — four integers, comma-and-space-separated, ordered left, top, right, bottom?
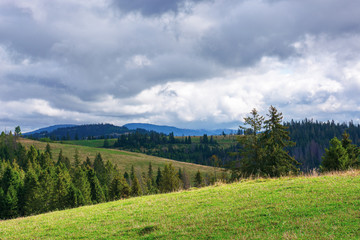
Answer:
1, 0, 360, 132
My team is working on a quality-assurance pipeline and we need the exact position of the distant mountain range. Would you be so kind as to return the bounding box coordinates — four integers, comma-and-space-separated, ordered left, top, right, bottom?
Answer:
24, 124, 131, 140
124, 123, 237, 136
24, 123, 238, 140
23, 124, 77, 136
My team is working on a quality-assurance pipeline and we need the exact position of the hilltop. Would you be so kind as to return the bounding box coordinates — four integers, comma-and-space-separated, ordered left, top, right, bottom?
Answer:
1, 170, 359, 239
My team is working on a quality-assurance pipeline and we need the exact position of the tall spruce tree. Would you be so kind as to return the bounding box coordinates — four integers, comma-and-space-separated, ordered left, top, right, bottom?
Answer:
22, 168, 42, 215
72, 166, 92, 205
238, 108, 265, 177
262, 106, 299, 177
93, 153, 106, 187
87, 168, 105, 203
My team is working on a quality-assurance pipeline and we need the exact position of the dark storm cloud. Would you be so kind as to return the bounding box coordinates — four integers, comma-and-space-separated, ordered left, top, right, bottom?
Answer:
0, 5, 56, 58
199, 0, 360, 67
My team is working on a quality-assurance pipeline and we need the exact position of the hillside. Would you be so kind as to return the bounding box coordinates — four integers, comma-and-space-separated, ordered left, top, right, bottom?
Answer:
19, 138, 217, 177
1, 171, 359, 239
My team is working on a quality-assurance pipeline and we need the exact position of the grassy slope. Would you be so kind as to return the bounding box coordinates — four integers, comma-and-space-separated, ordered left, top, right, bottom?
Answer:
1, 171, 360, 239
19, 139, 217, 177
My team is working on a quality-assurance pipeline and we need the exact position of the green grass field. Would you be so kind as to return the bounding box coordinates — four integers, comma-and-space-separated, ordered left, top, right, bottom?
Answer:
19, 139, 218, 177
1, 170, 359, 239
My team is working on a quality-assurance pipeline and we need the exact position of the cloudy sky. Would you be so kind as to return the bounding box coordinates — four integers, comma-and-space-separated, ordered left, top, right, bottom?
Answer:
1, 0, 360, 132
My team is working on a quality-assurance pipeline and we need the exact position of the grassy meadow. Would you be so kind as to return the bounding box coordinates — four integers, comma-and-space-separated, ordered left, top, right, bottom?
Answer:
1, 170, 360, 239
19, 138, 218, 177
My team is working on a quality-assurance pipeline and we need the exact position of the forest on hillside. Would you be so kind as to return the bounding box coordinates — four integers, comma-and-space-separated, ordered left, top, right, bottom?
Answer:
0, 133, 211, 220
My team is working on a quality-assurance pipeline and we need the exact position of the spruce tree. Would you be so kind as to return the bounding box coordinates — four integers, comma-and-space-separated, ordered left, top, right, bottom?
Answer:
194, 170, 203, 187
109, 174, 130, 200
93, 153, 106, 186
124, 171, 130, 184
130, 174, 142, 197
72, 167, 92, 205
341, 132, 360, 168
45, 143, 52, 160
156, 167, 162, 188
262, 106, 299, 177
22, 168, 42, 215
159, 164, 180, 193
53, 165, 72, 210
321, 137, 349, 172
38, 167, 55, 213
1, 166, 21, 218
238, 108, 265, 177
87, 168, 105, 204
74, 149, 80, 168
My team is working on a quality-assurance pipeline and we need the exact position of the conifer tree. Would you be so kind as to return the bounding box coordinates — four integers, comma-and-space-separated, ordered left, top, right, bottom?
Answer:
38, 167, 55, 213
57, 149, 71, 170
238, 108, 265, 177
72, 167, 92, 205
45, 143, 52, 160
159, 164, 180, 193
93, 153, 106, 186
124, 171, 130, 184
83, 156, 92, 168
148, 162, 154, 184
67, 184, 82, 208
262, 106, 299, 177
109, 174, 130, 200
1, 166, 21, 218
156, 167, 162, 188
194, 170, 203, 187
181, 168, 191, 189
130, 174, 142, 197
74, 149, 80, 168
22, 168, 42, 215
321, 137, 350, 172
27, 145, 38, 165
320, 137, 350, 172
341, 131, 360, 168
87, 168, 105, 203
53, 165, 72, 210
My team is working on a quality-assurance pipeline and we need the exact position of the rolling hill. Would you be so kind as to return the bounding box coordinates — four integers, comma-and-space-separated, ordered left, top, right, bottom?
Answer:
19, 138, 218, 178
1, 170, 359, 239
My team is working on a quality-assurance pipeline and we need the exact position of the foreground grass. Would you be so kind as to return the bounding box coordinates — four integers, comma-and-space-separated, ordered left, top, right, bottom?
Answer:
1, 171, 360, 239
19, 139, 218, 177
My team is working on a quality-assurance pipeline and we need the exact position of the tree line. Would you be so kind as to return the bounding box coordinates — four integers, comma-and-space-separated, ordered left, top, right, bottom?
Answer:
0, 132, 209, 220
231, 106, 360, 178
